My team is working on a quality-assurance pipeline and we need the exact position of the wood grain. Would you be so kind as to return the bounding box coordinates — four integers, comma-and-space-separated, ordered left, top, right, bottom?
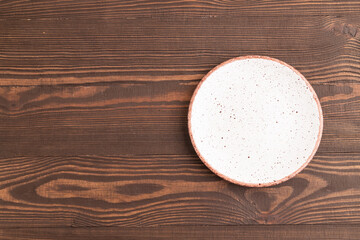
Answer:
1, 0, 360, 20
0, 153, 360, 227
1, 15, 359, 86
1, 0, 360, 235
1, 225, 360, 240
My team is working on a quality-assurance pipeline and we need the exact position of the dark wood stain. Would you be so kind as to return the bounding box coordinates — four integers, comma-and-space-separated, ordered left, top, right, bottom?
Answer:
0, 154, 360, 227
56, 184, 89, 192
116, 183, 164, 196
0, 0, 359, 237
2, 225, 360, 240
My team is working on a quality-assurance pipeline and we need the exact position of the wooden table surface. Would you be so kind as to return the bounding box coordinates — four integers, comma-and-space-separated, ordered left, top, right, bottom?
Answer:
1, 1, 360, 239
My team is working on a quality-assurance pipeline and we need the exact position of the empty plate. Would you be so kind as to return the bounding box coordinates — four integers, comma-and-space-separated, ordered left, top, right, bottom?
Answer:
188, 56, 323, 187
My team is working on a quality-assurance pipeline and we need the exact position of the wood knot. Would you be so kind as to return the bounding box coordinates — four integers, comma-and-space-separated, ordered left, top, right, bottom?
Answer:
325, 18, 359, 39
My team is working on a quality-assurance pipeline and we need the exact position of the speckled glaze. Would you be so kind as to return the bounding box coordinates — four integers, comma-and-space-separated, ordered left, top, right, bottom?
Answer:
188, 56, 323, 187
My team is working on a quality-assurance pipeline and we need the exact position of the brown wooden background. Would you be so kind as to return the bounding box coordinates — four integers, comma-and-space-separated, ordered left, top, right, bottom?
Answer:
1, 0, 360, 239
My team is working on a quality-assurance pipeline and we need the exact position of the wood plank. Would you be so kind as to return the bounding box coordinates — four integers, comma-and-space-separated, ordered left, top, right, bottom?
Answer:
0, 81, 193, 156
0, 153, 360, 227
0, 15, 359, 85
1, 225, 360, 240
0, 79, 358, 156
1, 0, 360, 20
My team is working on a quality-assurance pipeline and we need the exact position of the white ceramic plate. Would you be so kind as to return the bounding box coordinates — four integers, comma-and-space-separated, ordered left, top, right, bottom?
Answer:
188, 56, 323, 187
